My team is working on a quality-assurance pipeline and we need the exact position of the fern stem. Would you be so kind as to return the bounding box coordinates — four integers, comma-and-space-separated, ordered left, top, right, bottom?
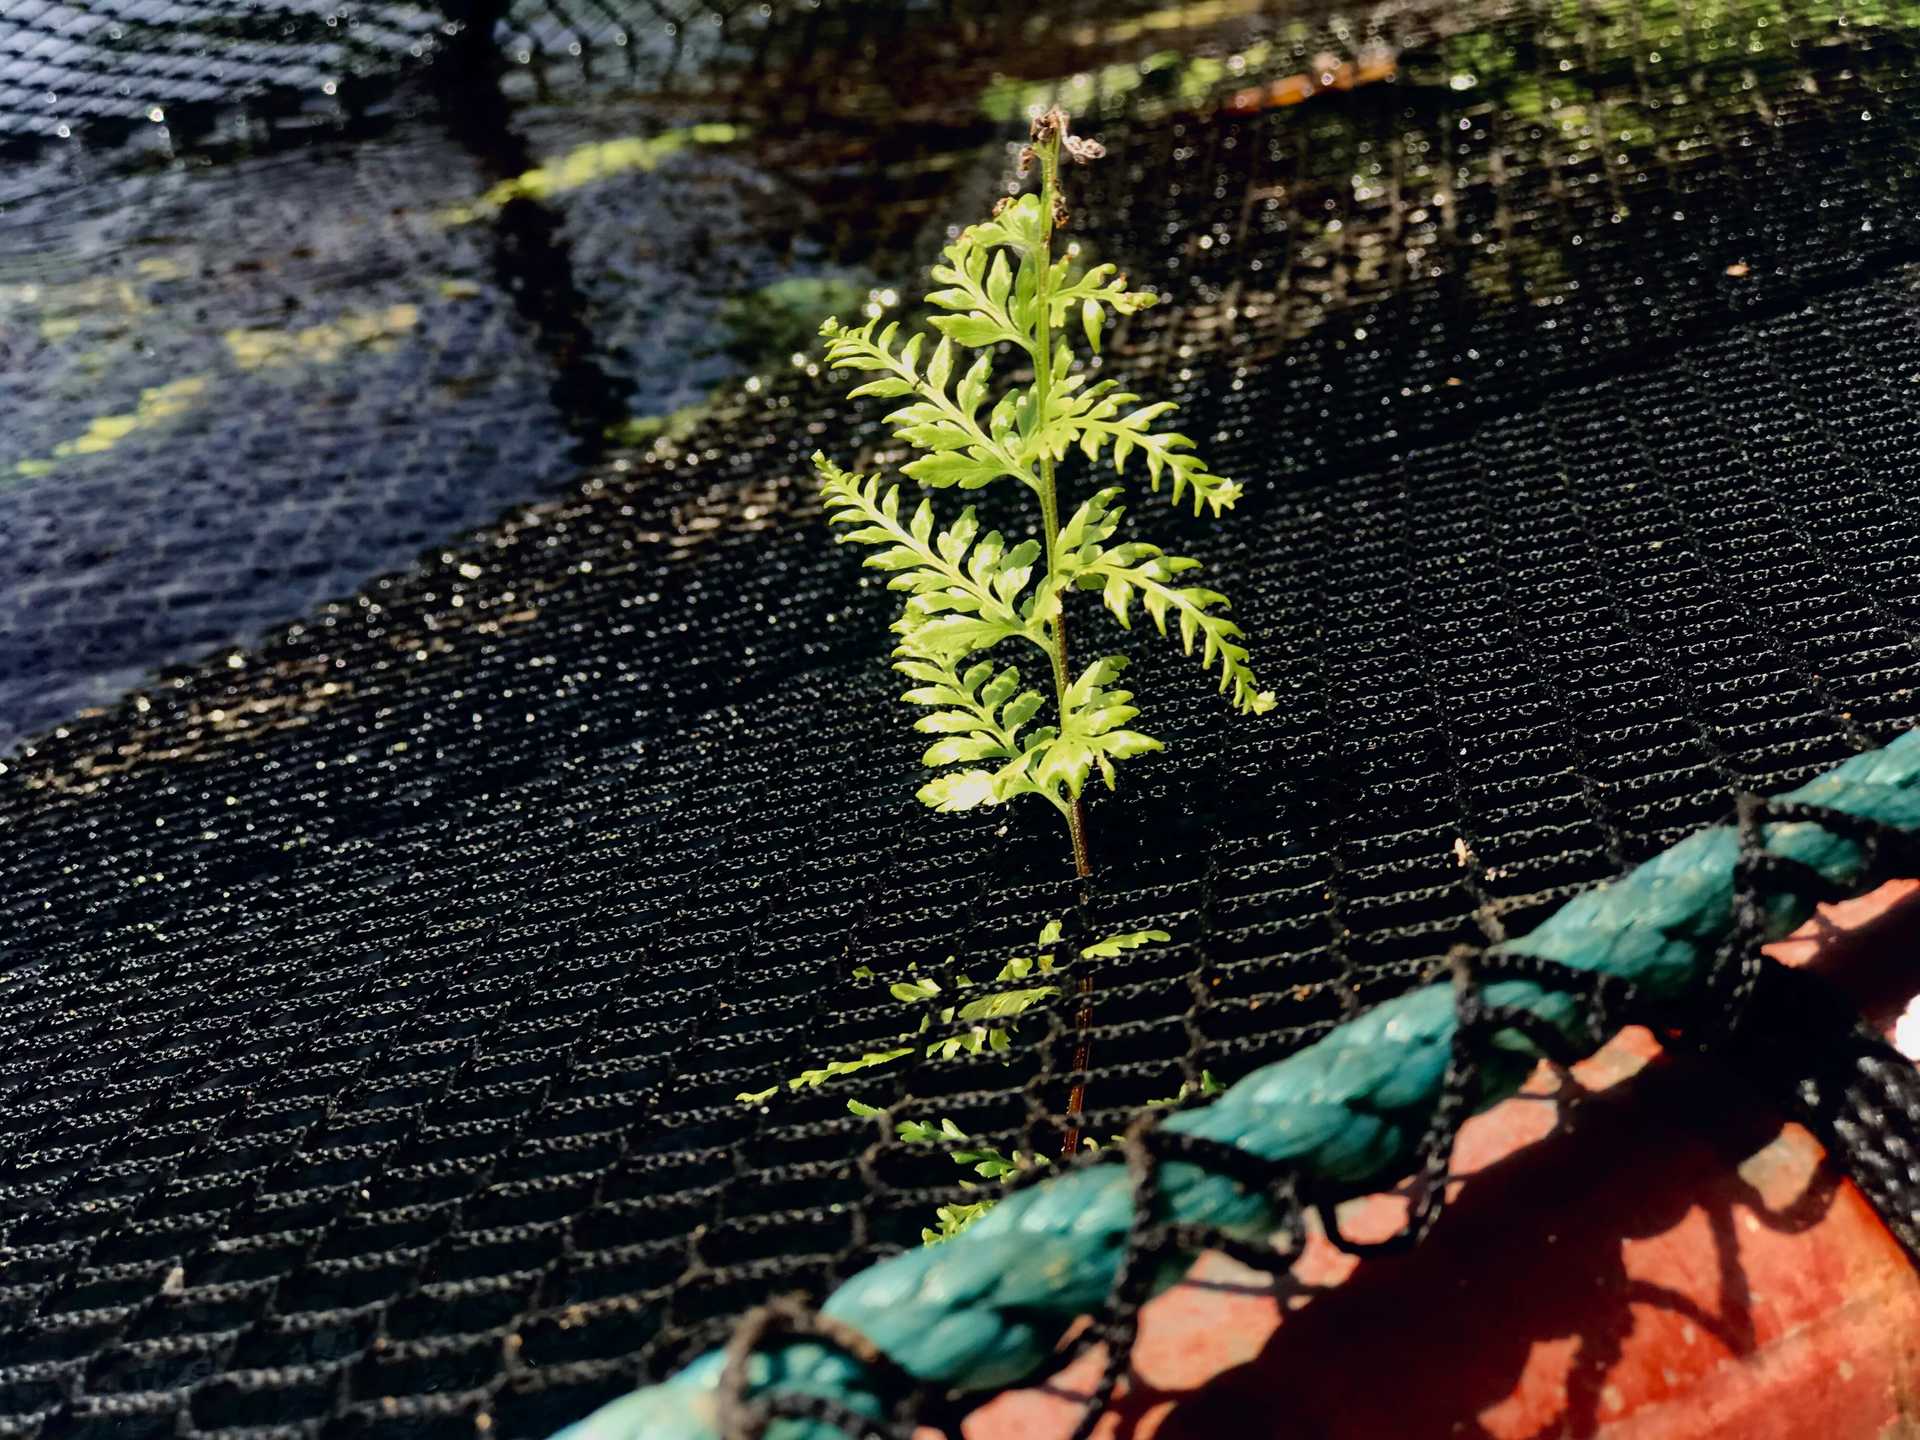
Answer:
1029, 133, 1092, 887
1036, 473, 1092, 876
1029, 122, 1097, 1155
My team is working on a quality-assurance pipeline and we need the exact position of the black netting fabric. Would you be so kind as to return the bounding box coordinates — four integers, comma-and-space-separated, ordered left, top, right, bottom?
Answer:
3, 0, 1920, 1435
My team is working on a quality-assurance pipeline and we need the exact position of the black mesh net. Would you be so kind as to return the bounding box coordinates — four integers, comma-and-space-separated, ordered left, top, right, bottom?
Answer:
3, 0, 1920, 1435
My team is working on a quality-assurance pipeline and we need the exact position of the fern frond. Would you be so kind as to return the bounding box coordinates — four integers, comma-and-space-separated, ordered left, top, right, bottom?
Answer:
737, 919, 1161, 1108
733, 1043, 912, 1103
946, 193, 1047, 267
746, 916, 1182, 1240
1020, 918, 1168, 963
1056, 489, 1276, 715
819, 114, 1276, 858
1006, 655, 1164, 803
1141, 1070, 1226, 1108
1080, 927, 1169, 959
896, 655, 1047, 812
920, 1200, 997, 1244
923, 194, 1051, 343
1091, 407, 1241, 515
1045, 261, 1158, 353
1031, 381, 1242, 516
818, 317, 1033, 492
923, 214, 1029, 349
929, 205, 1155, 358
815, 454, 1047, 665
902, 1118, 1045, 1182
892, 948, 1063, 1060
925, 994, 1042, 1060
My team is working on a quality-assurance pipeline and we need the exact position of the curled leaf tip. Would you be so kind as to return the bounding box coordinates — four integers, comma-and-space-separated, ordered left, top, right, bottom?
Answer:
1031, 104, 1103, 166
1062, 134, 1106, 165
1031, 104, 1070, 144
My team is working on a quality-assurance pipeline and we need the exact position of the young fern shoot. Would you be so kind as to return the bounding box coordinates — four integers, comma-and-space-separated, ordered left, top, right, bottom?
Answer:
814, 107, 1274, 879
734, 921, 1211, 1243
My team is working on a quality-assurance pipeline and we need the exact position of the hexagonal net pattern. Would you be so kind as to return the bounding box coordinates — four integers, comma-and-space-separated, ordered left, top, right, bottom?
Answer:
3, 1, 1920, 1437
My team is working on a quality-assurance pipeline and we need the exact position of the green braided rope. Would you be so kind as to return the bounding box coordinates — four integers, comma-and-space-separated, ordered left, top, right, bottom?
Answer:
553, 728, 1920, 1440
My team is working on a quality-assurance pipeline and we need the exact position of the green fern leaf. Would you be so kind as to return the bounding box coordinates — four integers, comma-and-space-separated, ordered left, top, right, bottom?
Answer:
1080, 927, 1170, 958
818, 115, 1274, 850
819, 317, 1033, 492
1055, 490, 1276, 715
753, 915, 1192, 1242
896, 655, 1048, 812
816, 454, 1045, 668
732, 1042, 914, 1103
921, 1200, 997, 1244
1034, 378, 1242, 516
1014, 654, 1165, 800
1048, 261, 1158, 329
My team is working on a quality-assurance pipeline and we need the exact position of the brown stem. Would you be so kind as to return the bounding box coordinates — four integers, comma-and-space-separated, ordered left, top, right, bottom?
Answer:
1061, 981, 1096, 1157
1065, 799, 1092, 877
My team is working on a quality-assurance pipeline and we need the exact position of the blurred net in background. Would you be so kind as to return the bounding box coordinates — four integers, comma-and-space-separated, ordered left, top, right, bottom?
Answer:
3, 0, 1920, 1436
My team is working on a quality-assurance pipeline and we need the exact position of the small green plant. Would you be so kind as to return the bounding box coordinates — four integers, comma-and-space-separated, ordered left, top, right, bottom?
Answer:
882, 1064, 1223, 1243
812, 107, 1274, 878
735, 921, 1160, 1106
737, 920, 1223, 1242
788, 109, 1265, 1214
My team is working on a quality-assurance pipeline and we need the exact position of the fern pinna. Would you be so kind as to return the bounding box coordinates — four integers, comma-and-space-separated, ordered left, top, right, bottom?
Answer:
735, 921, 1223, 1243
813, 107, 1274, 878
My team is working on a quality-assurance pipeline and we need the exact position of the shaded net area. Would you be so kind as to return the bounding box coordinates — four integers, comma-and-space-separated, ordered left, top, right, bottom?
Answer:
3, 0, 1920, 1435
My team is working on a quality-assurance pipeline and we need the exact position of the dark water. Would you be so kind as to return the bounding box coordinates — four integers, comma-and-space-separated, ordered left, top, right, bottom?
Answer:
0, 1, 868, 745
